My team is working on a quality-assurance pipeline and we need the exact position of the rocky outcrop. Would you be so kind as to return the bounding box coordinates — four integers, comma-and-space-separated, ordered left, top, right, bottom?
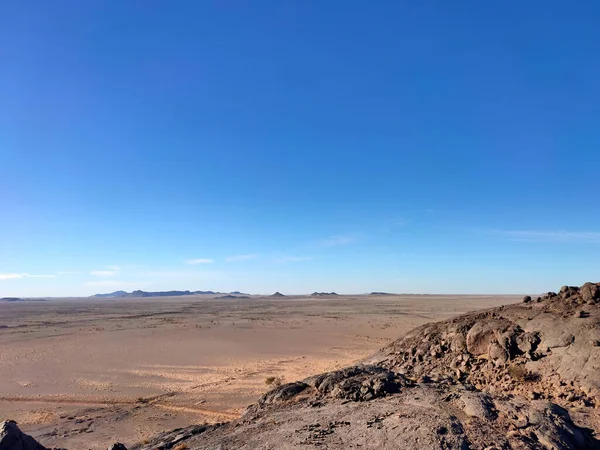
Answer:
0, 421, 47, 450
107, 444, 127, 450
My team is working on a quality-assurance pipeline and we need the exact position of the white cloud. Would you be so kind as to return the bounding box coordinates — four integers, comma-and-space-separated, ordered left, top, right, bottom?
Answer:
90, 270, 118, 277
275, 256, 313, 263
482, 229, 600, 244
319, 234, 358, 247
0, 273, 56, 280
185, 258, 214, 265
226, 254, 259, 262
140, 269, 224, 279
56, 271, 85, 275
90, 265, 121, 277
84, 280, 136, 288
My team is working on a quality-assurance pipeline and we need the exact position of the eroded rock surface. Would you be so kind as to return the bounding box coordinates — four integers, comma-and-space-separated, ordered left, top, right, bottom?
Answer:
0, 421, 48, 450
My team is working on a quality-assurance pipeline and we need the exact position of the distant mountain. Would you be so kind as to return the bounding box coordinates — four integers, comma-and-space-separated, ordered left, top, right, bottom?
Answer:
91, 291, 128, 298
90, 290, 228, 298
271, 292, 286, 297
127, 290, 195, 297
230, 291, 250, 295
310, 292, 339, 297
370, 292, 392, 295
217, 295, 250, 299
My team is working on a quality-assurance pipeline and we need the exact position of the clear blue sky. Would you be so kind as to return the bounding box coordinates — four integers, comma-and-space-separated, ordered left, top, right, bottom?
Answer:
1, 1, 599, 296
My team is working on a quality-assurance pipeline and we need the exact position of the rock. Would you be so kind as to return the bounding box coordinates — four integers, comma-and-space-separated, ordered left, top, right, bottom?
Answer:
259, 382, 309, 405
488, 341, 509, 365
581, 283, 600, 303
466, 319, 513, 356
0, 420, 47, 450
516, 331, 540, 358
108, 444, 128, 450
304, 366, 407, 402
458, 392, 495, 420
527, 403, 598, 450
523, 295, 532, 303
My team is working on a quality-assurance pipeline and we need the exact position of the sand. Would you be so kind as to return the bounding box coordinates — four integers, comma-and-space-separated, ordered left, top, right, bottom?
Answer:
0, 294, 519, 449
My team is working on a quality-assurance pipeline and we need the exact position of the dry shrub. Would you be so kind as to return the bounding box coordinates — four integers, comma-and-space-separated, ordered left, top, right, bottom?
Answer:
265, 376, 284, 387
173, 444, 188, 450
508, 364, 539, 382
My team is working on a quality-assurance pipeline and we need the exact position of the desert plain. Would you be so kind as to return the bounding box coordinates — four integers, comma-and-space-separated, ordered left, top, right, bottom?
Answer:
0, 293, 520, 449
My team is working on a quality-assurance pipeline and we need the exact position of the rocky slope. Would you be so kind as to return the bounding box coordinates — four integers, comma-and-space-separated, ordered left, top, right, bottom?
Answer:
0, 421, 49, 450
8, 283, 600, 449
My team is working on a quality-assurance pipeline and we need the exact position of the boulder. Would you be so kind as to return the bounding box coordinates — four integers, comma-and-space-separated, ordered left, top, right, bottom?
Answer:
581, 283, 600, 303
0, 420, 47, 450
466, 319, 512, 356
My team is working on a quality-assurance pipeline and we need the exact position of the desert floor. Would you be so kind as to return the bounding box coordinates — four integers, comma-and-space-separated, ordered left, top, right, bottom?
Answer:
0, 294, 520, 449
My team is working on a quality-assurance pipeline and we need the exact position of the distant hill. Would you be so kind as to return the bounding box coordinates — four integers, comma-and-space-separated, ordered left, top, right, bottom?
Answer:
271, 292, 286, 297
230, 291, 250, 295
0, 297, 46, 302
91, 290, 197, 298
91, 291, 128, 298
310, 292, 339, 297
89, 290, 244, 298
217, 295, 250, 299
370, 292, 392, 295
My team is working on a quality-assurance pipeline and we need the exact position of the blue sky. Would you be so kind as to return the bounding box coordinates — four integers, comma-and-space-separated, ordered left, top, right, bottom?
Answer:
1, 1, 599, 296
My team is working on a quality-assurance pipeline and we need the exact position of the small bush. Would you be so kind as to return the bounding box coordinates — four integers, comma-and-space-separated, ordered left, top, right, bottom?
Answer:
173, 444, 189, 450
508, 364, 539, 382
265, 376, 284, 387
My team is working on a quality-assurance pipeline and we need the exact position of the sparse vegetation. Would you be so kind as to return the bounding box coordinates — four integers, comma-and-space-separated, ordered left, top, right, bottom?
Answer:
507, 364, 539, 382
265, 376, 284, 387
173, 444, 189, 450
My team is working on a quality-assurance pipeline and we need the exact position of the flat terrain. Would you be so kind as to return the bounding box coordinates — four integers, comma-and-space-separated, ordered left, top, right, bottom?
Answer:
0, 294, 519, 449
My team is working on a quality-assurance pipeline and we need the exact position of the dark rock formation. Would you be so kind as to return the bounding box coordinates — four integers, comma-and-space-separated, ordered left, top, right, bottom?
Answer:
107, 444, 128, 450
0, 421, 47, 450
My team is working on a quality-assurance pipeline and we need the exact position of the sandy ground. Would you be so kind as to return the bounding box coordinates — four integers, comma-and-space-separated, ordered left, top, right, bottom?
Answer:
0, 294, 520, 449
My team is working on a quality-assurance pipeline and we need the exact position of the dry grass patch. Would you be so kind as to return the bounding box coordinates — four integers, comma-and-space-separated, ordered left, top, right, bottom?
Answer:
265, 376, 284, 387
